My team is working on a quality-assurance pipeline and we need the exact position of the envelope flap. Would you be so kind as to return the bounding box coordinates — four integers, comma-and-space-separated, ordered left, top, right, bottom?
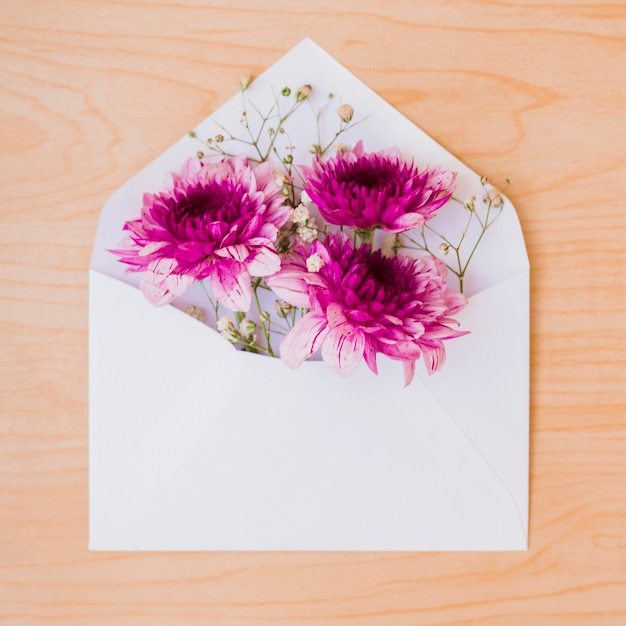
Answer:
91, 38, 528, 300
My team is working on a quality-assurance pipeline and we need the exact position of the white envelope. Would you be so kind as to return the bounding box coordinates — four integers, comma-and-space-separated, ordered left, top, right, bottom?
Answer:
89, 39, 529, 551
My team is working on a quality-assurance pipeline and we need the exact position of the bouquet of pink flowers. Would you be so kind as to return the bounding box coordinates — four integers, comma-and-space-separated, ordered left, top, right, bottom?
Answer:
112, 80, 505, 385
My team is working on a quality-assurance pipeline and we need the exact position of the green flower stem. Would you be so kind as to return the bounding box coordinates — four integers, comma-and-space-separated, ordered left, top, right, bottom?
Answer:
200, 280, 220, 322
253, 278, 274, 356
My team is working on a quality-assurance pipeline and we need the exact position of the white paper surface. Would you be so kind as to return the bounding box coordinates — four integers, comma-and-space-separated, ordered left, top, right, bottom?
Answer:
89, 38, 529, 551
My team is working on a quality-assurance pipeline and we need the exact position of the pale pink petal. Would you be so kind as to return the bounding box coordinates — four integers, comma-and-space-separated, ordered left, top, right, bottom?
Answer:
423, 345, 446, 375
363, 340, 378, 375
386, 211, 425, 233
140, 258, 194, 306
265, 262, 325, 309
138, 240, 170, 257
246, 245, 280, 277
321, 328, 365, 377
215, 244, 250, 263
179, 156, 203, 179
403, 360, 416, 386
209, 261, 252, 311
280, 313, 330, 369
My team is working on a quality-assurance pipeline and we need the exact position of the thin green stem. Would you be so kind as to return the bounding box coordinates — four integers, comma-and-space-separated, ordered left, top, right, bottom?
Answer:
252, 278, 274, 356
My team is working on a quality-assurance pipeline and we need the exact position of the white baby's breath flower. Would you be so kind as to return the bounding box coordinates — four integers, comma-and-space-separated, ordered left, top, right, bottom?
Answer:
306, 253, 324, 273
238, 317, 257, 338
297, 221, 319, 243
217, 316, 239, 343
299, 189, 312, 206
217, 316, 233, 332
292, 204, 310, 225
336, 103, 354, 123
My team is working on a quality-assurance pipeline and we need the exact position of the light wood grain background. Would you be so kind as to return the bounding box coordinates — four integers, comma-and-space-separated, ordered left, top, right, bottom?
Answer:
1, 1, 626, 624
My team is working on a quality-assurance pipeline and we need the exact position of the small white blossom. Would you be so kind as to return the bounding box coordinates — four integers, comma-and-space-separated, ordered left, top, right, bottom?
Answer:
217, 316, 233, 332
238, 317, 257, 338
297, 221, 319, 243
306, 253, 325, 273
336, 103, 354, 123
300, 189, 312, 206
217, 316, 239, 343
292, 204, 310, 225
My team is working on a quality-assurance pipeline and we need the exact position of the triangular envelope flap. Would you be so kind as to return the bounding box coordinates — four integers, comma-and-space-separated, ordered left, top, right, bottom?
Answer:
90, 272, 525, 551
91, 38, 528, 298
416, 269, 530, 538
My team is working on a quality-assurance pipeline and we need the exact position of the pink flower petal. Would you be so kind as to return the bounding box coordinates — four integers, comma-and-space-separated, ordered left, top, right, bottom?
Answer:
265, 261, 325, 309
280, 313, 330, 369
215, 244, 250, 263
140, 258, 194, 306
246, 245, 280, 277
403, 360, 416, 386
423, 345, 446, 375
321, 327, 365, 377
363, 340, 378, 375
209, 260, 252, 311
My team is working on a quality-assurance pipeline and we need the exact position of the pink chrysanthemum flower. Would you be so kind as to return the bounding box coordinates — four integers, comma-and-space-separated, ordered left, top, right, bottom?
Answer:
267, 233, 467, 385
112, 156, 290, 311
302, 140, 456, 233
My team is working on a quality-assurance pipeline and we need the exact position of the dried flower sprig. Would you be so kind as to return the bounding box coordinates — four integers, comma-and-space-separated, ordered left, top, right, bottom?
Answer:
395, 176, 509, 293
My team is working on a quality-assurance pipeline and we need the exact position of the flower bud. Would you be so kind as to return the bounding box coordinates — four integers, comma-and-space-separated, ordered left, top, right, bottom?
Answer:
217, 316, 233, 332
281, 86, 291, 97
185, 305, 204, 321
296, 84, 312, 101
439, 243, 450, 256
336, 103, 354, 123
238, 317, 257, 339
239, 73, 252, 91
274, 299, 293, 318
464, 197, 475, 212
217, 316, 240, 343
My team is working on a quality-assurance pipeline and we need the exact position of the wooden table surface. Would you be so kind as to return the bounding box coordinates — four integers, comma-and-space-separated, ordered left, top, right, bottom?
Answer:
2, 1, 625, 624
